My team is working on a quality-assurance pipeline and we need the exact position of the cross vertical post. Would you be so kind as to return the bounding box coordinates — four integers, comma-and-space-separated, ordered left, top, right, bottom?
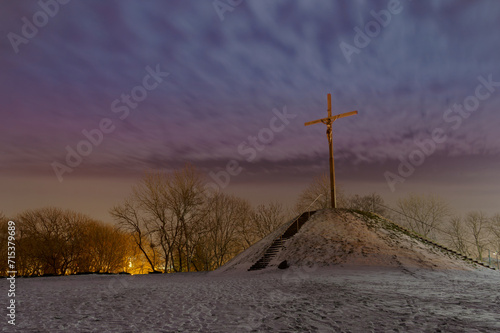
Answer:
327, 93, 332, 118
327, 94, 335, 208
304, 93, 358, 209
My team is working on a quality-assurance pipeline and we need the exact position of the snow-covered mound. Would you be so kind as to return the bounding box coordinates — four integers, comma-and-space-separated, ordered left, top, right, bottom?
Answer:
217, 209, 486, 274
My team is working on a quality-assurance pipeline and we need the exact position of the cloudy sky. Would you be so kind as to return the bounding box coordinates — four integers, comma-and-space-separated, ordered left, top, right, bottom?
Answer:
1, 0, 500, 221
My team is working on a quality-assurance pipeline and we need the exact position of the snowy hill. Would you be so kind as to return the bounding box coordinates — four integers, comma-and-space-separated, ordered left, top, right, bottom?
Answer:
5, 209, 499, 332
216, 209, 491, 274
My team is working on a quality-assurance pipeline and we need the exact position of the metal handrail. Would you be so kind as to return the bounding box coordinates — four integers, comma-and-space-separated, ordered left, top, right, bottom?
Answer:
294, 193, 324, 233
307, 193, 324, 219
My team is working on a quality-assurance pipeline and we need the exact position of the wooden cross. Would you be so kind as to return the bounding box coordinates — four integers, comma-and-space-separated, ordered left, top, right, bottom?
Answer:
304, 93, 357, 208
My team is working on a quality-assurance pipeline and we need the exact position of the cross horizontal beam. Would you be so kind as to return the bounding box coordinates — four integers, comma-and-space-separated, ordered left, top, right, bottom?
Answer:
304, 110, 358, 127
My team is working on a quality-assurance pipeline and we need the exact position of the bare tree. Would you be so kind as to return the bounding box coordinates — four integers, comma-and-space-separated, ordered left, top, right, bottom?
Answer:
235, 207, 258, 251
345, 193, 386, 216
446, 216, 471, 256
13, 221, 38, 276
79, 221, 130, 273
489, 214, 500, 256
464, 211, 490, 261
396, 193, 450, 238
0, 212, 8, 276
112, 164, 297, 272
295, 173, 347, 213
166, 164, 206, 272
110, 198, 160, 272
200, 192, 251, 270
14, 207, 124, 276
250, 201, 289, 240
16, 207, 80, 275
111, 164, 206, 273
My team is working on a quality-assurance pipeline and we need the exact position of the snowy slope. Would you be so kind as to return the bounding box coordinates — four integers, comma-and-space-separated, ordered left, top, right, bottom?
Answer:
218, 209, 488, 273
1, 267, 499, 332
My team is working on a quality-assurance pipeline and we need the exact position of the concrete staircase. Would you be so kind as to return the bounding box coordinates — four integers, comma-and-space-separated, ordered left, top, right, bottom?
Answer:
248, 211, 316, 271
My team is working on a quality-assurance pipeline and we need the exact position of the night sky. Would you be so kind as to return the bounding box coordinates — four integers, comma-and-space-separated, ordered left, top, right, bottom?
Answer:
1, 0, 500, 221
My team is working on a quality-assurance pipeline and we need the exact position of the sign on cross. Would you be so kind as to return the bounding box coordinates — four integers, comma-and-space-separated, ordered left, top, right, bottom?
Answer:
304, 93, 357, 209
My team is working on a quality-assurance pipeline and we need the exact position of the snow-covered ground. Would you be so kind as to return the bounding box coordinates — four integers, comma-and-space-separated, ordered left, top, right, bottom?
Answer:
3, 210, 499, 332
2, 266, 499, 332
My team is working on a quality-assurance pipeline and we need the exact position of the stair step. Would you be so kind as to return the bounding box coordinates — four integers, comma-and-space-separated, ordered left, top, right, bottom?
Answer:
248, 211, 316, 271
